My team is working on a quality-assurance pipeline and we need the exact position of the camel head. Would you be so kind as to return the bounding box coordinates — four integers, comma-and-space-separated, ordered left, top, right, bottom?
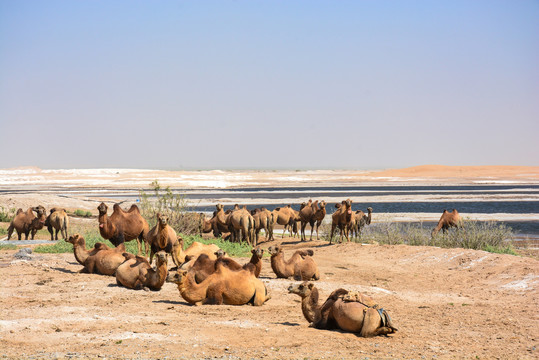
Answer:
32, 205, 47, 224
251, 246, 264, 260
66, 233, 82, 245
367, 207, 373, 213
166, 269, 187, 284
97, 202, 108, 215
157, 213, 169, 227
268, 245, 281, 256
216, 203, 224, 212
155, 251, 168, 265
288, 281, 314, 298
215, 249, 226, 258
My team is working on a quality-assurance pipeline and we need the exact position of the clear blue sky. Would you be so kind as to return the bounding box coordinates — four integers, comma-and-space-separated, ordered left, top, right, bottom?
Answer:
1, 1, 537, 169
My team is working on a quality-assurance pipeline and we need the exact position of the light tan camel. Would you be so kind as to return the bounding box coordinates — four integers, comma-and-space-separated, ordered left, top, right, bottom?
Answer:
330, 199, 354, 244
46, 208, 69, 240
66, 234, 125, 275
228, 205, 254, 245
272, 205, 299, 238
7, 206, 47, 240
349, 207, 373, 240
176, 238, 222, 270
432, 209, 462, 237
167, 263, 269, 306
268, 245, 320, 281
97, 202, 149, 255
288, 282, 397, 337
251, 208, 274, 244
146, 213, 182, 267
116, 251, 168, 291
299, 200, 327, 241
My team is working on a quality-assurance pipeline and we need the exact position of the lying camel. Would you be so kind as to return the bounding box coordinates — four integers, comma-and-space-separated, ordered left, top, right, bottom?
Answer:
288, 282, 397, 337
268, 245, 319, 281
349, 207, 372, 240
432, 209, 462, 237
97, 202, 149, 255
272, 205, 299, 238
189, 246, 264, 283
66, 234, 126, 275
7, 206, 47, 240
167, 262, 269, 306
46, 208, 69, 240
330, 199, 354, 244
176, 237, 222, 270
251, 208, 274, 244
299, 200, 327, 241
116, 251, 168, 291
146, 213, 182, 267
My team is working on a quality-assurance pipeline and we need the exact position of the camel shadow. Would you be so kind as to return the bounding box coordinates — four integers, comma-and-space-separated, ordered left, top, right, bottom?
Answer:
273, 321, 300, 327
153, 299, 191, 307
51, 267, 77, 274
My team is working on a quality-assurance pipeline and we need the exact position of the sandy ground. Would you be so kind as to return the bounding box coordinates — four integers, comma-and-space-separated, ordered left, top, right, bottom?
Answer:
1, 166, 538, 359
1, 237, 538, 360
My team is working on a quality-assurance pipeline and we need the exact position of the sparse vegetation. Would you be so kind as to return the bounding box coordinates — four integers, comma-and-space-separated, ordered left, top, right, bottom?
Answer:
0, 206, 16, 222
320, 217, 516, 255
73, 209, 92, 217
0, 244, 17, 250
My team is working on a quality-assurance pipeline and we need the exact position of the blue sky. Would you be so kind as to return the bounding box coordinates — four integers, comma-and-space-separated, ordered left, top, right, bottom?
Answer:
1, 1, 537, 169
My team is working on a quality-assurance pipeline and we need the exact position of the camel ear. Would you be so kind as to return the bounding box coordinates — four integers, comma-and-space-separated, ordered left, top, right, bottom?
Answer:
308, 283, 314, 290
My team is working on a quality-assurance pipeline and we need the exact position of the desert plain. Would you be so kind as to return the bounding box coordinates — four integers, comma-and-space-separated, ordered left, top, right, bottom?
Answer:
0, 165, 538, 359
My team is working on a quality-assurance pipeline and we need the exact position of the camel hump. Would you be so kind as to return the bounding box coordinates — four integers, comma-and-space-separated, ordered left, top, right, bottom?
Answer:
134, 255, 150, 265
342, 291, 378, 308
275, 207, 281, 211
122, 252, 136, 261
328, 288, 349, 301
127, 204, 140, 213
16, 208, 23, 215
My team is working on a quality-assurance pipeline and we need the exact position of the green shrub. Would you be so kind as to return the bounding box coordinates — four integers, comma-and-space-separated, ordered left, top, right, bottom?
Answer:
0, 244, 17, 250
181, 234, 252, 258
0, 206, 16, 222
73, 209, 92, 217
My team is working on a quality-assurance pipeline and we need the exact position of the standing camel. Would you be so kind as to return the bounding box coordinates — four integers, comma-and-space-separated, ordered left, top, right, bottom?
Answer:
272, 205, 299, 238
330, 199, 353, 244
299, 200, 327, 241
431, 209, 462, 237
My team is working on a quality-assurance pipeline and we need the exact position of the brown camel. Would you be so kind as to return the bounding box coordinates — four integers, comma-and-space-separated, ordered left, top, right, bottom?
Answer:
330, 199, 354, 244
167, 262, 269, 306
189, 246, 264, 283
146, 213, 182, 267
97, 202, 149, 255
116, 251, 168, 291
299, 200, 327, 241
432, 209, 462, 237
251, 208, 274, 244
272, 205, 299, 238
45, 208, 69, 240
66, 234, 125, 275
228, 205, 254, 245
288, 282, 397, 337
7, 206, 47, 240
268, 245, 320, 281
176, 237, 222, 268
349, 207, 373, 240
199, 211, 231, 239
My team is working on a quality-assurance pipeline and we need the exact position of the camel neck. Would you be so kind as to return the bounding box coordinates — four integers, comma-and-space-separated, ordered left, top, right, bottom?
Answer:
72, 240, 89, 265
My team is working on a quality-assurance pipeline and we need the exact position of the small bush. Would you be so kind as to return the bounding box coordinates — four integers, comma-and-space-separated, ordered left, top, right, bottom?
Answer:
73, 209, 92, 217
0, 244, 17, 250
0, 206, 16, 222
181, 234, 252, 258
139, 180, 201, 235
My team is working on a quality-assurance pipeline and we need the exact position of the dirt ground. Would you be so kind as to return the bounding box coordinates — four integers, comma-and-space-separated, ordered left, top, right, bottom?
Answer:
1, 234, 537, 360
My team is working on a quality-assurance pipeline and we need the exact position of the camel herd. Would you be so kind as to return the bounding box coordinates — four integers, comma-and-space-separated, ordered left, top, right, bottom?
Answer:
5, 199, 467, 338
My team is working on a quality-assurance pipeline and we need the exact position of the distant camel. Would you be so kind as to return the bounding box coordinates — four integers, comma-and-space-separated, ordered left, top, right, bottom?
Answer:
7, 206, 47, 240
432, 209, 462, 237
272, 205, 299, 238
228, 205, 254, 245
251, 208, 274, 244
97, 202, 149, 255
299, 200, 327, 241
349, 207, 372, 240
46, 208, 69, 240
330, 199, 353, 244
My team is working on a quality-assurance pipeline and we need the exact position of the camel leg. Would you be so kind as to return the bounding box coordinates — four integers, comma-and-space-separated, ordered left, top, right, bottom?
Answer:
7, 224, 14, 240
55, 228, 60, 240
149, 249, 155, 265
300, 222, 307, 241
329, 224, 336, 244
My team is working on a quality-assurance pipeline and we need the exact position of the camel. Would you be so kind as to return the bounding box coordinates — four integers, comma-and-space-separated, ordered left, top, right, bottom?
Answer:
228, 205, 254, 245
176, 237, 222, 269
288, 282, 397, 337
349, 207, 373, 240
167, 262, 269, 306
268, 245, 320, 281
146, 213, 182, 267
7, 206, 47, 240
299, 200, 327, 241
432, 209, 462, 237
272, 205, 300, 238
116, 251, 168, 291
251, 208, 274, 244
330, 199, 354, 244
66, 234, 126, 275
45, 208, 69, 240
189, 246, 264, 283
97, 202, 149, 255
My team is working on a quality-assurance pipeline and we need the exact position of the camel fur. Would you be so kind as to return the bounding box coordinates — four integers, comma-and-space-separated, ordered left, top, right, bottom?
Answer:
116, 251, 168, 291
299, 200, 327, 241
228, 205, 254, 245
288, 282, 397, 337
167, 262, 269, 306
176, 238, 222, 270
272, 205, 299, 238
46, 208, 69, 240
348, 207, 372, 240
268, 245, 320, 281
66, 234, 126, 275
432, 209, 462, 237
7, 206, 47, 240
330, 199, 354, 244
251, 208, 274, 244
146, 213, 182, 267
97, 202, 149, 255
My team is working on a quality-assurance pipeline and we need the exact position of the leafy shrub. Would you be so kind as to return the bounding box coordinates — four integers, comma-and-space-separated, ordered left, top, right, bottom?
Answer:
73, 209, 92, 217
0, 206, 16, 222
